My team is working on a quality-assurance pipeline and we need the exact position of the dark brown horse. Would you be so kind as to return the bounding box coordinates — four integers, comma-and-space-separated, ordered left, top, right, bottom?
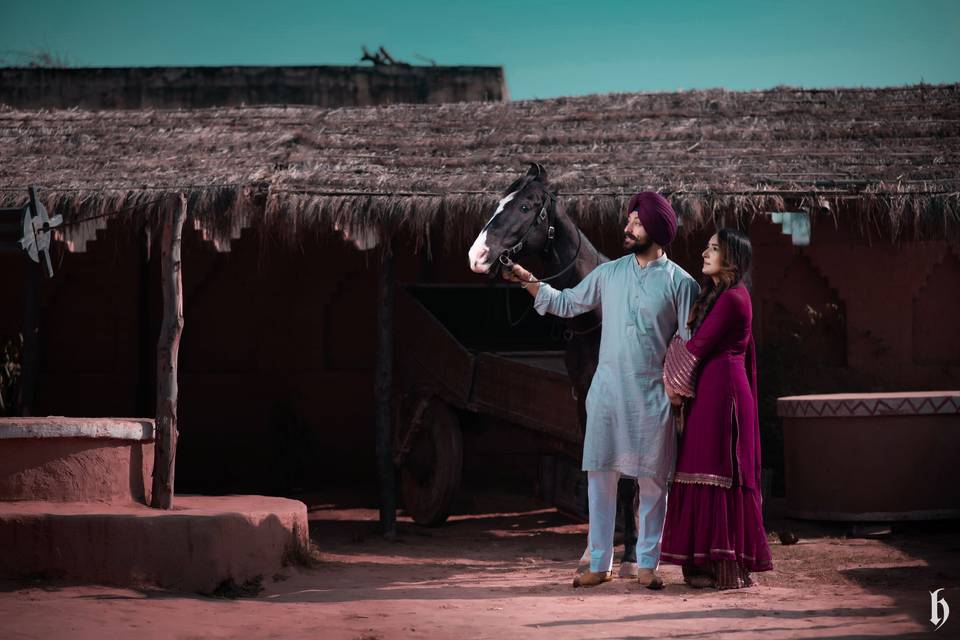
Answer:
467, 163, 641, 573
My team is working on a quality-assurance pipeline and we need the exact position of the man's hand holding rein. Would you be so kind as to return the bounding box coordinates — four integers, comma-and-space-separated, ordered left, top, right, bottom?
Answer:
502, 263, 540, 297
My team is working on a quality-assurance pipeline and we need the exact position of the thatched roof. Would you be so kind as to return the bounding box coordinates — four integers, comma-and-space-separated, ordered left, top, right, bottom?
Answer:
1, 84, 958, 252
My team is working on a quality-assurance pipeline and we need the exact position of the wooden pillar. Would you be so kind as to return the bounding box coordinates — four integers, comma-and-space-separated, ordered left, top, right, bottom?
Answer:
151, 195, 186, 509
375, 245, 397, 537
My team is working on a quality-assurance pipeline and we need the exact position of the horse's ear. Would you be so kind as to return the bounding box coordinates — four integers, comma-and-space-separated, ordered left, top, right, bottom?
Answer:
526, 162, 548, 183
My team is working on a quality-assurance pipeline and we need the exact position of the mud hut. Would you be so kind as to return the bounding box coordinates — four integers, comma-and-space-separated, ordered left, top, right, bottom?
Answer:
1, 84, 957, 500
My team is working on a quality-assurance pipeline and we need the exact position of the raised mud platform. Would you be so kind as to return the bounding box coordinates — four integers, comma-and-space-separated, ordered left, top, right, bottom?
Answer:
0, 495, 309, 593
0, 418, 310, 592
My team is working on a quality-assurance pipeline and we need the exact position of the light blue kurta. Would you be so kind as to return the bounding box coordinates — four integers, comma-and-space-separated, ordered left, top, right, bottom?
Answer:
534, 253, 699, 481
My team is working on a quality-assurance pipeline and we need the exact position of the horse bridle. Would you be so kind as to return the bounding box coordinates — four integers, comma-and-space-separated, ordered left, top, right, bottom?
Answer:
498, 197, 555, 268
496, 192, 584, 285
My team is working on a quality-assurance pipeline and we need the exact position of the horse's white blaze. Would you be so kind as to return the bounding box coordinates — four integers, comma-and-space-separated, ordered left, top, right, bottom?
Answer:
490, 191, 517, 221
468, 229, 490, 272
468, 191, 516, 273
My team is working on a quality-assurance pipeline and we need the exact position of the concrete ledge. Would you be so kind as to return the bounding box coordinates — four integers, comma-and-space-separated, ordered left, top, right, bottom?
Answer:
0, 495, 310, 593
777, 391, 960, 418
0, 417, 154, 441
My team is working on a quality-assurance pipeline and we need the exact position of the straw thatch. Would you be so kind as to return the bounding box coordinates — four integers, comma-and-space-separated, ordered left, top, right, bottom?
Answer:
1, 84, 958, 252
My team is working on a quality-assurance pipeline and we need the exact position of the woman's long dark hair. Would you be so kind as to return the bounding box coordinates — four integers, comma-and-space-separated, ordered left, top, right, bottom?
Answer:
687, 228, 753, 334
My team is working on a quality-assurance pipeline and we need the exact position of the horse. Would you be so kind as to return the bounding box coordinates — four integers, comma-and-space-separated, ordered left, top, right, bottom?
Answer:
467, 163, 641, 576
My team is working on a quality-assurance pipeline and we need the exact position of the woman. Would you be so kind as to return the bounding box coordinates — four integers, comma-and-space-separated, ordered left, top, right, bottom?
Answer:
660, 228, 773, 589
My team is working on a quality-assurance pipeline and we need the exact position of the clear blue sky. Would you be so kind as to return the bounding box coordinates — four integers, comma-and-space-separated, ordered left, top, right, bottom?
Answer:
3, 0, 958, 99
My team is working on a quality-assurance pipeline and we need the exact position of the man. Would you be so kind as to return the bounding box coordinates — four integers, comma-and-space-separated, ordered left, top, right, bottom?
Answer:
504, 192, 698, 589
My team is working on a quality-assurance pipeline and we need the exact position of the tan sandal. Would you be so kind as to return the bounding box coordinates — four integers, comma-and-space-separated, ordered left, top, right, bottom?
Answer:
572, 570, 613, 588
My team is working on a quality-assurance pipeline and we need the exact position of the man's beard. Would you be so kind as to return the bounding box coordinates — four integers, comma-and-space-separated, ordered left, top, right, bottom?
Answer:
624, 235, 653, 254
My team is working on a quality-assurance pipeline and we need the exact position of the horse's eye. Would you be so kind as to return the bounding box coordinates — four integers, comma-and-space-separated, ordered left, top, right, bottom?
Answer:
520, 204, 530, 213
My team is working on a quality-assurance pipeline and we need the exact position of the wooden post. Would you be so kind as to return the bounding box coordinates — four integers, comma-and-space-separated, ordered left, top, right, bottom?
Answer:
151, 195, 186, 509
375, 244, 397, 537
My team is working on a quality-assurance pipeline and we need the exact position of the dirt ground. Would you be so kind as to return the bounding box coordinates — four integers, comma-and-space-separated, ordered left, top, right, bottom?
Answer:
2, 490, 958, 639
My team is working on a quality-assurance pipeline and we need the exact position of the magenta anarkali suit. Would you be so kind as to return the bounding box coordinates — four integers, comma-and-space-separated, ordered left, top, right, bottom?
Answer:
660, 284, 773, 580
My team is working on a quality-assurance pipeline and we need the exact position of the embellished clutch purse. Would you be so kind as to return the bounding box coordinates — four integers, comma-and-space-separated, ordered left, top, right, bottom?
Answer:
663, 334, 699, 398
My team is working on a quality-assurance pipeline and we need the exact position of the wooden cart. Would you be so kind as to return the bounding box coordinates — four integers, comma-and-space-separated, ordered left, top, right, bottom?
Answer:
393, 283, 587, 525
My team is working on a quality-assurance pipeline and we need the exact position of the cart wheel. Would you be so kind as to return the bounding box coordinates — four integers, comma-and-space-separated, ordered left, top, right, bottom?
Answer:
399, 399, 462, 526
